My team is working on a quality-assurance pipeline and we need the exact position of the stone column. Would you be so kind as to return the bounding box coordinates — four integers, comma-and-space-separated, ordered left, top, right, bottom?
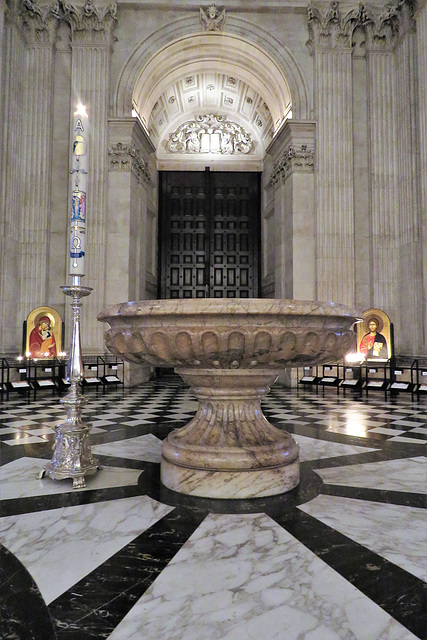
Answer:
307, 3, 355, 307
0, 0, 6, 97
416, 0, 427, 349
366, 21, 400, 332
0, 2, 28, 352
107, 117, 157, 384
17, 1, 59, 328
64, 2, 117, 352
395, 3, 423, 353
107, 118, 157, 306
264, 121, 315, 301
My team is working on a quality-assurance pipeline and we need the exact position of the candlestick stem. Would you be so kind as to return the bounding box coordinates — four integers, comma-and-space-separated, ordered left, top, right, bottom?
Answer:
41, 284, 98, 489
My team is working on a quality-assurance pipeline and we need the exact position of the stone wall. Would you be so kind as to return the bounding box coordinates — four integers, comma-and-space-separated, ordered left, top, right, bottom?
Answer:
0, 0, 425, 363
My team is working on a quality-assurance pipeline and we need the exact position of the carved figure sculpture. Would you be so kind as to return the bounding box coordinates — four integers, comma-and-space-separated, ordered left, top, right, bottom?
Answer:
200, 4, 226, 31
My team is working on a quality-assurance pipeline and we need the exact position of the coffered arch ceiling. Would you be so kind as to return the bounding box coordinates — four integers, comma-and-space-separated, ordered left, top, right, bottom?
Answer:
131, 34, 293, 163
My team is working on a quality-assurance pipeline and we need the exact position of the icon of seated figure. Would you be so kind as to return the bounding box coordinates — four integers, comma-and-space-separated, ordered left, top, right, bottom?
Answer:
359, 318, 387, 359
29, 316, 57, 357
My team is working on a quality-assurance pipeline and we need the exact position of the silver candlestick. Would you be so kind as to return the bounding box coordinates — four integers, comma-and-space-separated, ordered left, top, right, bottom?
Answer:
41, 281, 98, 489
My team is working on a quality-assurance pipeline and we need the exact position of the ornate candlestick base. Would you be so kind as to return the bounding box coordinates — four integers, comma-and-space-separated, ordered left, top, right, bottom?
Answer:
42, 383, 98, 488
41, 284, 98, 489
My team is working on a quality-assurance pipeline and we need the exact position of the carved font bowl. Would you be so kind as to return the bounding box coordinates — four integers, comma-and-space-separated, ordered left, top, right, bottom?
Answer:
97, 298, 360, 370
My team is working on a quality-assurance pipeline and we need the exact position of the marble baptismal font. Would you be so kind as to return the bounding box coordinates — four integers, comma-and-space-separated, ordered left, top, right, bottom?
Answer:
98, 299, 359, 499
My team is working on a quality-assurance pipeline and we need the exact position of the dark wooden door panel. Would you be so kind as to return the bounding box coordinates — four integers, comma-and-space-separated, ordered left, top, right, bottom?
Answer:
159, 170, 260, 298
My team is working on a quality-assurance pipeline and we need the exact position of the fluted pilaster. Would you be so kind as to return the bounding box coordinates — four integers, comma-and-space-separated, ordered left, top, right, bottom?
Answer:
417, 1, 427, 348
0, 5, 27, 352
308, 3, 355, 306
18, 3, 58, 322
367, 47, 399, 318
65, 1, 117, 350
0, 0, 6, 103
395, 26, 423, 352
314, 47, 354, 306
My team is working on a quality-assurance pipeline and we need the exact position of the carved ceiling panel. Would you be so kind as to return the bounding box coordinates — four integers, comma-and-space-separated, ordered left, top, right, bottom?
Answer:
141, 71, 281, 159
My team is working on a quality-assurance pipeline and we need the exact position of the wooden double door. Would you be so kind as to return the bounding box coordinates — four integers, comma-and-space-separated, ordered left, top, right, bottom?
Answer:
159, 170, 261, 298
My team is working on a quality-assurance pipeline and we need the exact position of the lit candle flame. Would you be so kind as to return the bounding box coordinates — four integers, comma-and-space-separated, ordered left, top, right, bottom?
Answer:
75, 103, 87, 117
345, 352, 365, 364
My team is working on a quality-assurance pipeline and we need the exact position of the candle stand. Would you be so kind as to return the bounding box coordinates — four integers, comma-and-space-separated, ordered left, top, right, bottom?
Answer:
41, 282, 98, 489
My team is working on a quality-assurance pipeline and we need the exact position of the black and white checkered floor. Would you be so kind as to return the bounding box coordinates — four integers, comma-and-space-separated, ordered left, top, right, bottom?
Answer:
1, 377, 427, 447
0, 376, 426, 639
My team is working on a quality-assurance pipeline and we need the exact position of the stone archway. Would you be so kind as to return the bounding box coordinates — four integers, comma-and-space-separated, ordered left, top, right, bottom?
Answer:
107, 23, 315, 323
114, 19, 310, 122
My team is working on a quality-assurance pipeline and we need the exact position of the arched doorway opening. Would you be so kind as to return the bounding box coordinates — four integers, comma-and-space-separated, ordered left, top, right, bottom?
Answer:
130, 33, 293, 299
108, 29, 313, 306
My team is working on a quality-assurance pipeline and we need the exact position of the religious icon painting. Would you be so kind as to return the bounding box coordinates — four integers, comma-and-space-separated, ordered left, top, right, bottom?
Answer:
71, 190, 86, 224
25, 306, 62, 358
356, 308, 392, 362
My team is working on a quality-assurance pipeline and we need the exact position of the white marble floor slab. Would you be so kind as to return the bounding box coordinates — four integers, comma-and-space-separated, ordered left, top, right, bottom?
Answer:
0, 495, 174, 604
294, 435, 377, 462
0, 427, 24, 434
0, 457, 143, 500
314, 457, 426, 493
323, 425, 373, 438
108, 512, 418, 640
368, 428, 406, 436
299, 495, 427, 581
390, 436, 427, 444
2, 419, 39, 427
164, 413, 194, 421
314, 419, 348, 427
92, 433, 162, 463
3, 435, 47, 445
24, 427, 58, 435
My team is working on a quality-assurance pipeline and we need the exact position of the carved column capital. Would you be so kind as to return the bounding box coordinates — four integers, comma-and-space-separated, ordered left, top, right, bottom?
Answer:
365, 2, 405, 50
108, 143, 152, 185
63, 0, 117, 45
307, 1, 351, 51
269, 145, 314, 186
308, 1, 414, 53
21, 0, 60, 44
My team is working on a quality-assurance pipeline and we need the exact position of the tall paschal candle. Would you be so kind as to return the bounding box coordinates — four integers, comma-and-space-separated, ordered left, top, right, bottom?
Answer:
69, 104, 88, 278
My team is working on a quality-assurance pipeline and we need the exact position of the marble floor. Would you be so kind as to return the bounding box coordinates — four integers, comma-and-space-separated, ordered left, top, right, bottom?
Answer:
0, 376, 426, 639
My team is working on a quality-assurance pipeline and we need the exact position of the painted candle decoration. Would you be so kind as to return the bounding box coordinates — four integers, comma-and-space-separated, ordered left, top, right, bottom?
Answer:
69, 104, 89, 277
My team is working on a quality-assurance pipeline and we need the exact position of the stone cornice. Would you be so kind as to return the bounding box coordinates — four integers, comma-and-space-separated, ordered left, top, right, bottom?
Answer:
21, 0, 60, 44
62, 0, 117, 44
269, 145, 314, 186
108, 142, 152, 185
307, 0, 416, 53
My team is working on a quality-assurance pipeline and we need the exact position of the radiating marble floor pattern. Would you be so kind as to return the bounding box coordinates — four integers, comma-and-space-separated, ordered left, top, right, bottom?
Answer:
0, 376, 426, 639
